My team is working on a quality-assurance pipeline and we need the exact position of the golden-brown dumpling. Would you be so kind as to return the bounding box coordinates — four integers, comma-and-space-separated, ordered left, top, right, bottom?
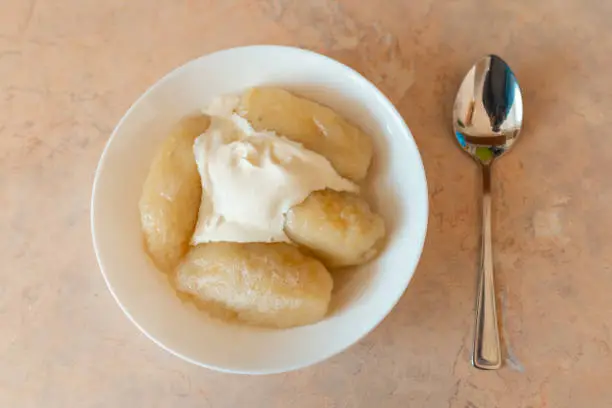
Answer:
285, 189, 386, 268
175, 243, 333, 328
239, 87, 373, 181
139, 115, 210, 272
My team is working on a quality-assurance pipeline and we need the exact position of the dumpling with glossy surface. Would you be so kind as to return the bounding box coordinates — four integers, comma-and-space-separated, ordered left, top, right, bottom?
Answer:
284, 189, 386, 268
239, 87, 373, 181
139, 115, 210, 272
175, 242, 333, 328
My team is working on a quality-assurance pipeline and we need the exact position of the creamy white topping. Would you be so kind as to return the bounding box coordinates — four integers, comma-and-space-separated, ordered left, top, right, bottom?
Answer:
191, 96, 358, 244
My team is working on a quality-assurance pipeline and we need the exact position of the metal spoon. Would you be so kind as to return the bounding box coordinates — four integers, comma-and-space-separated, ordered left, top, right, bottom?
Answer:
452, 55, 523, 370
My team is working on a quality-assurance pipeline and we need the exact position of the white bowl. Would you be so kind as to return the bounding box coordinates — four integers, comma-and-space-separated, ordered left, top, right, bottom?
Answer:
91, 45, 428, 374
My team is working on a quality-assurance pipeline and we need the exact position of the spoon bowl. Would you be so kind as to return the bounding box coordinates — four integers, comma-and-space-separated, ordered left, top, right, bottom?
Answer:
452, 55, 523, 370
453, 55, 523, 164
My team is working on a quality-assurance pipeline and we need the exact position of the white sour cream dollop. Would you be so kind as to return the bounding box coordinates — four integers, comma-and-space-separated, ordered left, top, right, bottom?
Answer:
191, 96, 358, 244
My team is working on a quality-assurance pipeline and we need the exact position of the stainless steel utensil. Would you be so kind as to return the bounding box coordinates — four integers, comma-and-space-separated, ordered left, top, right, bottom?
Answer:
452, 55, 523, 370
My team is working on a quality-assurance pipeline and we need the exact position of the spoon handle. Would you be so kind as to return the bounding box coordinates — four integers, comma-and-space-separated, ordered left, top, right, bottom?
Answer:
472, 164, 502, 369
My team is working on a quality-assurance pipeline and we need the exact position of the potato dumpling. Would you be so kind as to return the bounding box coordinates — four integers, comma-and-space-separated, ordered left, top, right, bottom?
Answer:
139, 115, 210, 273
285, 189, 386, 268
239, 87, 373, 181
175, 243, 333, 328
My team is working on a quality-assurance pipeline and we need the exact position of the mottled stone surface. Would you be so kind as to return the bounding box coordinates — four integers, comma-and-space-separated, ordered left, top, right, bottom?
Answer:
2, 0, 612, 407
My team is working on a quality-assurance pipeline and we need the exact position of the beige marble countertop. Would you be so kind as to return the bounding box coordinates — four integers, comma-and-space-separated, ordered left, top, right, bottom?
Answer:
3, 0, 612, 407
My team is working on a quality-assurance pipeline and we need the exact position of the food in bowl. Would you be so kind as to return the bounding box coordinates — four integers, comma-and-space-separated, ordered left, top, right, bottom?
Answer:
138, 87, 386, 328
239, 87, 373, 181
175, 242, 333, 328
191, 95, 359, 245
284, 189, 386, 268
138, 115, 210, 273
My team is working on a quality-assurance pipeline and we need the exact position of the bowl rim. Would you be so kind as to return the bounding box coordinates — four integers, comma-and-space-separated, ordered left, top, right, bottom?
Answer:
91, 44, 429, 374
